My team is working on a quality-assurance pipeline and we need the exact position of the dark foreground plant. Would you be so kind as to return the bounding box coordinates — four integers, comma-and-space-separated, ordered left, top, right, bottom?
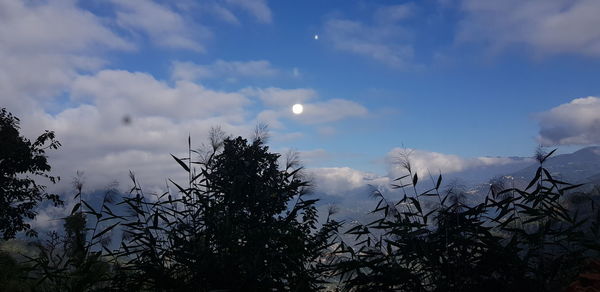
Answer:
0, 108, 62, 240
323, 149, 600, 292
22, 179, 119, 291
3, 106, 598, 291
103, 133, 337, 291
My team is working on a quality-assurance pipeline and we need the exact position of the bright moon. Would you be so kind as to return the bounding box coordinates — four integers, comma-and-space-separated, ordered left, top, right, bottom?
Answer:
292, 104, 304, 115
314, 34, 319, 40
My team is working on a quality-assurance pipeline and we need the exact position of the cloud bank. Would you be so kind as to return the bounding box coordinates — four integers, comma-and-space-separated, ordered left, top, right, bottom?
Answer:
0, 0, 369, 194
537, 96, 600, 146
458, 0, 600, 57
387, 148, 531, 179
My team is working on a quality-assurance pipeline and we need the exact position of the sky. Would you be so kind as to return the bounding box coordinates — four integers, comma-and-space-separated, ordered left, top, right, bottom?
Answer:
2, 0, 600, 199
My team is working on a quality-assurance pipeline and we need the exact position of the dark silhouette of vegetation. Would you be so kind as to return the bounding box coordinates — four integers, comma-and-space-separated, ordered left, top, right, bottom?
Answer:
0, 108, 62, 240
1, 109, 600, 291
20, 179, 117, 291
103, 134, 335, 291
322, 149, 600, 291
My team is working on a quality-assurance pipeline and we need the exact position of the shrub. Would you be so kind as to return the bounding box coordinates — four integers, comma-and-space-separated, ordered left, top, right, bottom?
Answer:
0, 108, 62, 240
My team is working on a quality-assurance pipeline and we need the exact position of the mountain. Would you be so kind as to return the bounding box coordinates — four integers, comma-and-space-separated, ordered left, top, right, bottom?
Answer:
444, 147, 600, 205
442, 157, 534, 185
511, 146, 600, 184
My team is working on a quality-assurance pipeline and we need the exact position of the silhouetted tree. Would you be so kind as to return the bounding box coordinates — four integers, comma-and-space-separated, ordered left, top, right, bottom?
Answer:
0, 108, 61, 240
111, 134, 334, 291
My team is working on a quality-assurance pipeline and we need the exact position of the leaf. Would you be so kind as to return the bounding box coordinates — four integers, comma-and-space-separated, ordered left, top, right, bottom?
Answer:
391, 183, 411, 189
286, 167, 302, 179
153, 212, 159, 229
393, 174, 410, 181
542, 168, 554, 182
436, 174, 442, 189
542, 148, 557, 163
408, 197, 422, 214
561, 183, 584, 192
71, 202, 81, 215
171, 154, 190, 172
82, 200, 101, 218
412, 173, 418, 186
526, 167, 542, 190
93, 222, 120, 240
169, 179, 187, 194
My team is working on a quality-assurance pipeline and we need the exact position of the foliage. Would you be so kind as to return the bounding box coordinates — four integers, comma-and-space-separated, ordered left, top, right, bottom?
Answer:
0, 108, 62, 240
323, 149, 600, 292
0, 251, 31, 291
101, 134, 335, 291
2, 107, 599, 291
21, 180, 118, 291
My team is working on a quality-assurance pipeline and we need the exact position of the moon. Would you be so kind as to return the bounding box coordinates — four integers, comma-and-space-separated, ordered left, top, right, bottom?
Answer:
292, 104, 304, 115
314, 34, 319, 40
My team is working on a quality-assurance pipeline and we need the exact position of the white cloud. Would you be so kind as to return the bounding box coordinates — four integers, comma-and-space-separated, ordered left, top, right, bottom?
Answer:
16, 68, 368, 193
374, 3, 415, 24
256, 109, 285, 128
110, 0, 209, 51
225, 0, 272, 23
198, 0, 273, 25
458, 0, 600, 57
16, 69, 256, 192
0, 0, 130, 52
251, 89, 368, 126
309, 167, 389, 196
71, 70, 249, 121
171, 60, 280, 81
297, 99, 368, 124
22, 107, 253, 194
0, 0, 372, 212
387, 148, 529, 178
323, 4, 415, 69
0, 0, 132, 113
537, 96, 600, 145
292, 68, 301, 78
209, 3, 241, 24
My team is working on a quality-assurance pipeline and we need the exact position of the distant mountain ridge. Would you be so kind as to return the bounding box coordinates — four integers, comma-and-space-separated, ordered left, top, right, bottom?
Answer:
511, 146, 600, 185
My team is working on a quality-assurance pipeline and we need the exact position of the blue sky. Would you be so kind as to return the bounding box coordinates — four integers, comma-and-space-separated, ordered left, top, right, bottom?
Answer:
2, 0, 600, 196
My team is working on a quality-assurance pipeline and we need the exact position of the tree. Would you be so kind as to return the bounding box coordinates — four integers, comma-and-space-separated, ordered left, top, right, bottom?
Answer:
0, 108, 62, 240
110, 134, 334, 291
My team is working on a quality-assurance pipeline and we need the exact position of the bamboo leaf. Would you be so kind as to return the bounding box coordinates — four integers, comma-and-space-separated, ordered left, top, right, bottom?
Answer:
542, 148, 557, 163
71, 202, 81, 215
82, 200, 101, 218
408, 197, 422, 214
526, 167, 542, 190
93, 222, 120, 240
171, 154, 190, 172
169, 179, 187, 194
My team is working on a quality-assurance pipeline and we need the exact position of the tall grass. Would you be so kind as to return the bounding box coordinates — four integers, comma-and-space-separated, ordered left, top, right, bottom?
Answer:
322, 148, 600, 291
4, 138, 599, 291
